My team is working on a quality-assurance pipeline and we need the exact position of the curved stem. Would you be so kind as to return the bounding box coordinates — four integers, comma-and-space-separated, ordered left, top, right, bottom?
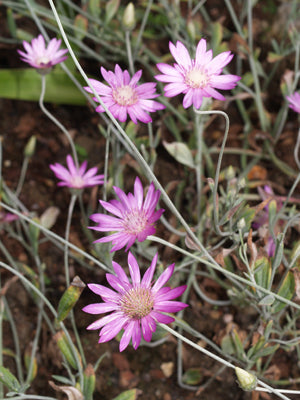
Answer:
193, 109, 230, 237
38, 74, 78, 168
0, 261, 84, 388
294, 126, 300, 170
161, 324, 292, 400
0, 202, 111, 272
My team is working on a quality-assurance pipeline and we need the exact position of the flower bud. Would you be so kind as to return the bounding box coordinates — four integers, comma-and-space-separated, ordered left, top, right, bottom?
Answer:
24, 135, 36, 157
235, 367, 257, 391
122, 3, 135, 31
237, 218, 246, 230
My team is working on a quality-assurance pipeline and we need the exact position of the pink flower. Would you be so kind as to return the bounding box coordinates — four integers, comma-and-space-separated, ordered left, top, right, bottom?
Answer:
89, 177, 164, 251
18, 34, 68, 69
50, 155, 104, 190
84, 64, 165, 124
83, 252, 188, 351
286, 92, 300, 114
155, 39, 241, 109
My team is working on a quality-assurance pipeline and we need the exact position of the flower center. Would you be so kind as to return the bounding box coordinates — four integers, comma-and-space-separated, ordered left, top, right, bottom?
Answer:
122, 209, 148, 235
120, 287, 154, 319
36, 55, 51, 68
112, 85, 138, 106
185, 67, 210, 89
70, 175, 85, 189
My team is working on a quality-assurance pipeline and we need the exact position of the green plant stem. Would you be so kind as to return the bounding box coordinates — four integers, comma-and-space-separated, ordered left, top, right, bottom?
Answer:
133, 0, 153, 60
64, 194, 77, 287
39, 74, 78, 168
125, 30, 135, 75
0, 202, 111, 272
0, 261, 84, 389
15, 156, 29, 198
193, 109, 230, 237
3, 297, 24, 384
160, 324, 292, 400
195, 112, 204, 225
147, 235, 300, 311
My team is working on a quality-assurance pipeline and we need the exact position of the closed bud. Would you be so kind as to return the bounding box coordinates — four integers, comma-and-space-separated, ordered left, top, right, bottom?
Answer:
187, 20, 196, 41
54, 331, 82, 370
235, 367, 257, 391
56, 276, 86, 325
83, 364, 96, 400
237, 218, 246, 231
225, 165, 235, 181
24, 135, 36, 157
122, 3, 135, 31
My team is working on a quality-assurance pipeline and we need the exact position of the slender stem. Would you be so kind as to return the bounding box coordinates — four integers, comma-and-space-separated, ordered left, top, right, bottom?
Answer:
294, 126, 300, 169
0, 202, 111, 272
161, 324, 292, 400
133, 0, 153, 60
15, 156, 29, 197
64, 197, 87, 366
64, 194, 77, 287
195, 112, 204, 224
193, 109, 230, 237
103, 126, 111, 203
3, 298, 24, 384
125, 30, 135, 75
147, 235, 300, 311
38, 74, 78, 168
0, 261, 84, 388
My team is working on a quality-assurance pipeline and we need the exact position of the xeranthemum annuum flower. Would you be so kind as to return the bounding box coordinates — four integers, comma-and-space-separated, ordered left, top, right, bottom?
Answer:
286, 92, 300, 114
83, 252, 188, 351
89, 176, 164, 251
84, 64, 165, 124
50, 155, 104, 190
18, 34, 68, 70
155, 39, 241, 109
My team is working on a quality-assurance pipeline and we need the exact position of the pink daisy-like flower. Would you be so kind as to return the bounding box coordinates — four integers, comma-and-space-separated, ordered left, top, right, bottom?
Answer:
286, 92, 300, 114
18, 34, 68, 70
50, 155, 104, 190
83, 252, 188, 351
83, 64, 165, 124
89, 176, 164, 252
155, 39, 241, 109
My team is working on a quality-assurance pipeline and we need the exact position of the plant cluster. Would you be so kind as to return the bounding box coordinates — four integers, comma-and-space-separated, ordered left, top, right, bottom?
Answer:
0, 1, 300, 399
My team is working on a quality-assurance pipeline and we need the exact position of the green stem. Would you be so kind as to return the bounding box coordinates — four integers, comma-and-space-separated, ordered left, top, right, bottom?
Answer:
0, 202, 111, 272
193, 109, 230, 237
0, 261, 84, 389
15, 156, 29, 197
64, 194, 77, 287
125, 30, 135, 75
160, 324, 293, 400
195, 112, 204, 224
39, 74, 79, 168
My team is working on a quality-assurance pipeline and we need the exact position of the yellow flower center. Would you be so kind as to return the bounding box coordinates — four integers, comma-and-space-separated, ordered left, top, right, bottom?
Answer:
120, 287, 154, 319
112, 85, 138, 106
185, 68, 210, 89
